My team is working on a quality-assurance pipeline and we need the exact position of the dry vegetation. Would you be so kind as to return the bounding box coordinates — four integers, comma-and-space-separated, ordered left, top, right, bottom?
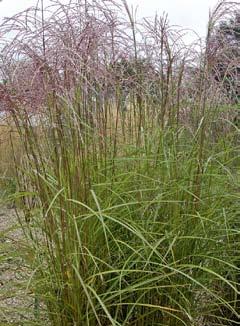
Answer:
0, 120, 21, 199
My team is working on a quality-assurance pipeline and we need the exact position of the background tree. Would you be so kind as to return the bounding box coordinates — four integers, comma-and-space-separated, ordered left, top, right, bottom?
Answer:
210, 11, 240, 104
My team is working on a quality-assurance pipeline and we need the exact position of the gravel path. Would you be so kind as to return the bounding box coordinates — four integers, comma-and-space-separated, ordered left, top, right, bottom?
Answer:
0, 206, 43, 325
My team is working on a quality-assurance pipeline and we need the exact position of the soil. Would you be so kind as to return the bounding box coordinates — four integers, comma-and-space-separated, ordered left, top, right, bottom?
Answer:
0, 206, 44, 326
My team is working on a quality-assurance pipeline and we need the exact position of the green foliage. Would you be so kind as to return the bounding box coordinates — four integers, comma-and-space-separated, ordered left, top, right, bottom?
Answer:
1, 1, 240, 325
12, 107, 240, 325
0, 176, 17, 202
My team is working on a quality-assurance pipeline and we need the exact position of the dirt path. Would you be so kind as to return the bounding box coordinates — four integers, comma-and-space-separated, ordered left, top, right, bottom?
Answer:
0, 206, 40, 325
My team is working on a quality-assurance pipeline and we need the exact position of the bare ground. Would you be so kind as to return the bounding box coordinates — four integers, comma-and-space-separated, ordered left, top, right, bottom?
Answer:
0, 206, 45, 326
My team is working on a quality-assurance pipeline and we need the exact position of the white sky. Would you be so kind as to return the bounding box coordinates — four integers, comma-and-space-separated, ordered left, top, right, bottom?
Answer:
0, 0, 238, 40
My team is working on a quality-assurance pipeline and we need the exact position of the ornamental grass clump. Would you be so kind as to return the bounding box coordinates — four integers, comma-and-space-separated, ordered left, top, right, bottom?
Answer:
0, 0, 240, 325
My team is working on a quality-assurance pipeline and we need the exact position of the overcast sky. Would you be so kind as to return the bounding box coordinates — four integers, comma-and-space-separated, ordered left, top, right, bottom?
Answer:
0, 0, 238, 40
